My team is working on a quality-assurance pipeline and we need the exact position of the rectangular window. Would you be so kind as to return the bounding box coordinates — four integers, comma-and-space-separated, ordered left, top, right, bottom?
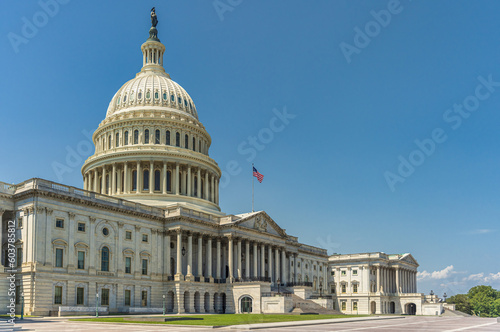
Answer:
331, 286, 336, 294
342, 284, 346, 293
54, 286, 62, 304
341, 270, 346, 276
77, 251, 85, 269
353, 284, 358, 293
16, 248, 23, 267
341, 301, 346, 311
55, 248, 63, 267
353, 269, 358, 276
18, 217, 23, 228
142, 234, 148, 242
331, 271, 335, 276
76, 287, 84, 305
353, 301, 358, 311
125, 257, 131, 274
125, 231, 132, 240
56, 219, 64, 228
124, 290, 131, 306
142, 259, 148, 275
77, 222, 85, 232
141, 290, 147, 307
101, 288, 109, 306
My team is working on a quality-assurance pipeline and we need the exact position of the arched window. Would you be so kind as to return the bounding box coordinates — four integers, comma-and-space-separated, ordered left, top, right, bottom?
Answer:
194, 176, 198, 197
132, 170, 137, 191
124, 131, 129, 146
175, 132, 180, 147
155, 130, 160, 144
115, 133, 119, 147
154, 170, 160, 191
241, 296, 252, 313
134, 130, 139, 144
108, 135, 111, 149
105, 175, 109, 194
166, 131, 170, 145
144, 129, 150, 144
192, 137, 196, 151
184, 134, 189, 149
143, 170, 149, 191
167, 171, 172, 192
101, 247, 109, 272
198, 140, 201, 153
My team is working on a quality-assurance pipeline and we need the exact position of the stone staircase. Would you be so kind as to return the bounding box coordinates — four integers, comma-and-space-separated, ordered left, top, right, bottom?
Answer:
442, 308, 471, 317
270, 285, 342, 315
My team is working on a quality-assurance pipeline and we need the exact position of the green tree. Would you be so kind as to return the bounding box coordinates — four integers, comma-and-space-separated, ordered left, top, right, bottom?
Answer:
467, 285, 499, 317
447, 294, 471, 314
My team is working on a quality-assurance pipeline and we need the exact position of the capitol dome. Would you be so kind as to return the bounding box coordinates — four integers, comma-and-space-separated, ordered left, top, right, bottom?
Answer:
81, 23, 222, 213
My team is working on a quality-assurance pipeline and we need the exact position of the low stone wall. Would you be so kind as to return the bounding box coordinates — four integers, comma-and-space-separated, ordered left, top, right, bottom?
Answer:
261, 296, 293, 313
311, 298, 333, 310
58, 306, 108, 317
127, 307, 164, 314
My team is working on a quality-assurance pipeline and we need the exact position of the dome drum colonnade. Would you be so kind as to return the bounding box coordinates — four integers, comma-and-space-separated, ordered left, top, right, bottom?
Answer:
82, 27, 221, 211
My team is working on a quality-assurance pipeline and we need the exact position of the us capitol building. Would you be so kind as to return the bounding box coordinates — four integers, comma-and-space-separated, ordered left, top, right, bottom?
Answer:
0, 11, 433, 317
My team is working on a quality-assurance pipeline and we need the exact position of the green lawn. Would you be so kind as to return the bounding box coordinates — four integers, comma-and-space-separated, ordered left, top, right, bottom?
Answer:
72, 314, 364, 326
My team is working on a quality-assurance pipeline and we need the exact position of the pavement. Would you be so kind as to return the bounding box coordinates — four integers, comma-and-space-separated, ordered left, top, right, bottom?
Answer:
0, 315, 498, 331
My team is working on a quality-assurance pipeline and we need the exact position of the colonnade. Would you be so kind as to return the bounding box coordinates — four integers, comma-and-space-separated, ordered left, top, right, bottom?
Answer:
376, 266, 417, 294
83, 161, 219, 205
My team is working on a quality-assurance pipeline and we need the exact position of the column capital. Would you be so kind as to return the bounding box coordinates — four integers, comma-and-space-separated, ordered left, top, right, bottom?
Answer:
117, 221, 125, 228
175, 228, 183, 235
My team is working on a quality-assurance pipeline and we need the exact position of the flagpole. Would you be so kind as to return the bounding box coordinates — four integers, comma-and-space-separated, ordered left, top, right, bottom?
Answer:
252, 163, 254, 212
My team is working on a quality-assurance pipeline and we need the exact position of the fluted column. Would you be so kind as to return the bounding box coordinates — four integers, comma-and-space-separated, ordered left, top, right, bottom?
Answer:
204, 171, 209, 200
281, 249, 286, 283
268, 245, 273, 282
175, 163, 180, 195
136, 161, 141, 193
101, 166, 106, 194
216, 238, 221, 279
93, 168, 98, 192
149, 161, 154, 193
376, 266, 380, 292
245, 240, 250, 278
187, 233, 193, 278
123, 162, 128, 193
237, 239, 242, 279
253, 242, 258, 278
198, 236, 203, 277
215, 178, 219, 204
197, 168, 201, 198
175, 230, 183, 280
275, 247, 280, 284
228, 236, 233, 282
165, 232, 171, 275
162, 162, 167, 194
111, 163, 116, 194
293, 254, 297, 282
211, 175, 215, 202
207, 237, 212, 279
260, 243, 265, 278
187, 166, 191, 196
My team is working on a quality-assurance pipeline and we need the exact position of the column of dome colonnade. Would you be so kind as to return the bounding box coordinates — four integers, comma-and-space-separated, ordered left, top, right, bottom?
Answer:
81, 17, 221, 212
160, 230, 303, 285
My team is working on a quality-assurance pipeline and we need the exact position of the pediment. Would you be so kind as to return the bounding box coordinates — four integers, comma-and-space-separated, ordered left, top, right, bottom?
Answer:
234, 211, 287, 238
401, 253, 419, 266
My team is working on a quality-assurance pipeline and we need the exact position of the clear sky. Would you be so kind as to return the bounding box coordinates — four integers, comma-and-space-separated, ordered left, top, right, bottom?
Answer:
1, 0, 499, 296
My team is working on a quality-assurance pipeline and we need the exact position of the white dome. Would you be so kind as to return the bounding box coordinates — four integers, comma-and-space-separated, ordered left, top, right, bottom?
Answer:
105, 70, 198, 120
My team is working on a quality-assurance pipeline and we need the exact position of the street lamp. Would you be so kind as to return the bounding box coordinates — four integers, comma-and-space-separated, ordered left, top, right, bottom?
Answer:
182, 247, 186, 256
443, 292, 447, 302
20, 292, 24, 320
162, 294, 166, 316
277, 278, 281, 295
95, 293, 99, 318
319, 282, 323, 298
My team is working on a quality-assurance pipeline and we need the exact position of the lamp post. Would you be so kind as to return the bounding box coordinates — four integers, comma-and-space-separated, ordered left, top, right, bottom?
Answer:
95, 293, 99, 318
162, 294, 166, 316
443, 292, 447, 302
319, 282, 323, 298
20, 292, 24, 320
277, 278, 281, 295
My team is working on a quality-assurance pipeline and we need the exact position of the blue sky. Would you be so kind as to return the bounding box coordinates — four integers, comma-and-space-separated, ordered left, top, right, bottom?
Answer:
1, 0, 500, 296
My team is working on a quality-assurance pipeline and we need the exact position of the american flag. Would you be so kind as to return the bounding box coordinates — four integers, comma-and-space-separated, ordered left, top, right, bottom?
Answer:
253, 166, 264, 183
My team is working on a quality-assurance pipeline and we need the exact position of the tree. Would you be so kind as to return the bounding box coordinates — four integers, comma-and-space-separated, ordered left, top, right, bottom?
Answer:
447, 294, 471, 314
467, 285, 499, 317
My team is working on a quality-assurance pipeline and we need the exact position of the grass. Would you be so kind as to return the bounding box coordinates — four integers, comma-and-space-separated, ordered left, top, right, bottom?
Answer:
72, 314, 365, 326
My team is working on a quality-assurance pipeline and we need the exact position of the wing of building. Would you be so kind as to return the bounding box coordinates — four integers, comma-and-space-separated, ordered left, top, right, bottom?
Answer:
0, 13, 439, 317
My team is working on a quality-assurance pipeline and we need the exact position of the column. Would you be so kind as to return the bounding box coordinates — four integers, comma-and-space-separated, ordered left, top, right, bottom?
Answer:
123, 162, 128, 194
268, 245, 273, 282
207, 237, 212, 279
395, 267, 400, 293
101, 166, 106, 194
187, 233, 193, 278
93, 169, 98, 192
162, 162, 167, 194
204, 171, 209, 200
281, 249, 286, 283
245, 240, 250, 279
253, 242, 258, 278
116, 168, 121, 195
211, 175, 215, 203
376, 266, 380, 292
112, 163, 116, 194
228, 236, 233, 281
175, 163, 180, 195
165, 232, 171, 275
181, 168, 186, 195
0, 210, 3, 266
175, 230, 182, 279
215, 178, 219, 204
293, 254, 297, 283
237, 239, 242, 279
136, 161, 141, 193
260, 243, 265, 278
198, 236, 203, 277
275, 247, 280, 283
197, 168, 201, 198
216, 238, 221, 279
149, 161, 154, 194
187, 166, 192, 196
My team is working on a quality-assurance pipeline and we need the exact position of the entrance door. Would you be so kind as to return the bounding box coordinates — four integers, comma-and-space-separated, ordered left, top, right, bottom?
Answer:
241, 296, 252, 313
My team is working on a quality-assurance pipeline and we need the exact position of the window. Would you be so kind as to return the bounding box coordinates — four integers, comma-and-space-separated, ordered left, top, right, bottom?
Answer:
171, 94, 175, 102
124, 131, 129, 145
144, 129, 150, 144
76, 287, 84, 305
115, 133, 119, 147
353, 284, 358, 293
101, 288, 109, 306
132, 170, 137, 191
17, 217, 23, 228
341, 270, 346, 276
77, 251, 85, 269
142, 259, 148, 275
55, 248, 63, 267
166, 130, 170, 145
102, 227, 109, 236
142, 234, 148, 242
125, 231, 132, 240
175, 132, 180, 147
184, 134, 188, 148
143, 170, 150, 191
331, 271, 335, 276
167, 171, 172, 192
77, 222, 85, 232
353, 301, 358, 311
124, 290, 131, 306
54, 286, 62, 304
16, 248, 22, 267
154, 91, 159, 99
313, 265, 316, 271
101, 247, 109, 272
108, 135, 111, 149
331, 286, 336, 293
141, 290, 147, 306
320, 266, 322, 272
198, 139, 201, 153
353, 269, 358, 276
134, 130, 139, 144
162, 92, 167, 101
125, 257, 131, 274
146, 90, 151, 99
192, 137, 195, 151
56, 219, 64, 228
342, 284, 346, 293
155, 130, 160, 144
178, 96, 182, 104
341, 301, 346, 311
154, 170, 160, 191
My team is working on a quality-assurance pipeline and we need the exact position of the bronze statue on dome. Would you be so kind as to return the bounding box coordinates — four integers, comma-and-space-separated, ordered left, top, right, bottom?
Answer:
151, 7, 158, 28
